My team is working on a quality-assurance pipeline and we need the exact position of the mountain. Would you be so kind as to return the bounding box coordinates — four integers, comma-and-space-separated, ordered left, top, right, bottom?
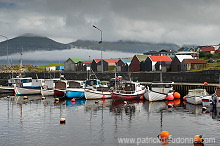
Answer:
0, 34, 70, 56
70, 40, 180, 53
0, 34, 180, 56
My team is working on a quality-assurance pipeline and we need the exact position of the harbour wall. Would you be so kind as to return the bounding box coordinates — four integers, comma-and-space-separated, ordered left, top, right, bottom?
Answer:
0, 71, 219, 83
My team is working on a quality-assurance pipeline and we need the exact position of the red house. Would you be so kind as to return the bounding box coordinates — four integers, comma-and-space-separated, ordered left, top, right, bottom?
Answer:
130, 55, 148, 72
200, 46, 215, 54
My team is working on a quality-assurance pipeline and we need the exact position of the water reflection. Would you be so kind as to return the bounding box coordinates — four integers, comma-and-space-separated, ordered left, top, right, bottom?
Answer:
0, 96, 220, 146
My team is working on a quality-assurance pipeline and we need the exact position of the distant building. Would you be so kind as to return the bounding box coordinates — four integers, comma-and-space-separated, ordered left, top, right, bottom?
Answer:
96, 59, 120, 72
155, 61, 172, 72
46, 66, 56, 71
116, 58, 132, 72
175, 51, 199, 59
56, 66, 64, 70
182, 59, 207, 71
144, 56, 172, 72
199, 46, 215, 54
130, 55, 148, 72
91, 59, 102, 72
171, 55, 193, 72
159, 49, 176, 57
77, 61, 92, 71
64, 58, 83, 71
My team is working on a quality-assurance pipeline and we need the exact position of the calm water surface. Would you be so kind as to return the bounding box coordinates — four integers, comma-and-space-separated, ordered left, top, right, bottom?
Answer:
0, 96, 220, 146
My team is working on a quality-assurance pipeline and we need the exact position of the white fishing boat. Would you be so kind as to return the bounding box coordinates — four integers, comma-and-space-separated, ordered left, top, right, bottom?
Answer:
185, 88, 210, 105
111, 81, 146, 101
202, 86, 220, 107
14, 78, 42, 96
84, 79, 111, 100
41, 78, 61, 96
144, 82, 174, 101
65, 81, 85, 99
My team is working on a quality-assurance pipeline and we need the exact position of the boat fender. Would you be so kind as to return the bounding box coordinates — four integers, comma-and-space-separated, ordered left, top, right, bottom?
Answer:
43, 85, 48, 89
60, 118, 66, 124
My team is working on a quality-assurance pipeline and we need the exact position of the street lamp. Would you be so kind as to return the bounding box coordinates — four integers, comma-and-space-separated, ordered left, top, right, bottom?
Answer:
0, 35, 9, 65
93, 25, 103, 73
93, 25, 102, 44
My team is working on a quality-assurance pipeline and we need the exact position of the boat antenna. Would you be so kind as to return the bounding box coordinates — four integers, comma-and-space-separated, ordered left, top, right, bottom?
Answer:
19, 47, 23, 77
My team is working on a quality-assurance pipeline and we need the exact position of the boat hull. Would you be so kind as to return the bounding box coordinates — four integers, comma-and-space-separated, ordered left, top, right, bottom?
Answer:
84, 89, 111, 100
54, 89, 65, 97
202, 95, 220, 107
111, 92, 144, 100
144, 90, 169, 101
65, 88, 85, 99
41, 89, 54, 96
186, 96, 202, 105
15, 86, 41, 96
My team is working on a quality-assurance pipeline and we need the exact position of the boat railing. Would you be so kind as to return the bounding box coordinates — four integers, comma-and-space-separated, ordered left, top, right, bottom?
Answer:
115, 90, 135, 94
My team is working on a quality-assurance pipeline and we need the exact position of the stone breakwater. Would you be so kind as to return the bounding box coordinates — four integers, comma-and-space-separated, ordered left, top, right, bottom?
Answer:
0, 71, 219, 85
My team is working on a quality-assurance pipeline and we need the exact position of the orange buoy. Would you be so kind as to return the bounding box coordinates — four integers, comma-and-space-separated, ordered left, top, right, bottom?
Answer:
194, 135, 203, 143
55, 98, 59, 101
71, 98, 76, 102
60, 118, 66, 124
174, 99, 181, 106
23, 96, 28, 99
159, 131, 171, 139
173, 92, 181, 99
204, 82, 208, 85
183, 96, 187, 101
101, 95, 106, 99
139, 96, 144, 100
166, 94, 174, 101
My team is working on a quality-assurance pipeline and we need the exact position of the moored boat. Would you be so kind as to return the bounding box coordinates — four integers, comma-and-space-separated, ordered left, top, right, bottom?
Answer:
65, 81, 85, 99
185, 88, 210, 105
202, 86, 220, 107
54, 80, 68, 97
144, 82, 174, 101
13, 77, 42, 96
84, 79, 111, 99
111, 81, 146, 101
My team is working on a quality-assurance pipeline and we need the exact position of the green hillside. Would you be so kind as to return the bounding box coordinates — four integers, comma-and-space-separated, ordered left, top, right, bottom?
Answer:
0, 34, 180, 56
0, 34, 70, 56
70, 40, 180, 53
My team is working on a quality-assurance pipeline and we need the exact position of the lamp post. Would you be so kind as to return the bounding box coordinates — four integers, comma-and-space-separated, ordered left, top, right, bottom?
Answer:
93, 25, 103, 73
0, 35, 9, 66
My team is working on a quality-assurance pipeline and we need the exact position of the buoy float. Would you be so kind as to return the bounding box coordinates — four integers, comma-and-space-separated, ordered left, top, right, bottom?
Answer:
55, 98, 59, 101
23, 96, 28, 99
60, 118, 66, 124
139, 96, 144, 100
183, 96, 187, 101
174, 99, 181, 106
202, 107, 207, 111
71, 98, 76, 102
166, 94, 174, 101
173, 92, 181, 99
193, 135, 203, 143
159, 131, 171, 140
204, 82, 208, 85
101, 95, 106, 99
42, 96, 46, 100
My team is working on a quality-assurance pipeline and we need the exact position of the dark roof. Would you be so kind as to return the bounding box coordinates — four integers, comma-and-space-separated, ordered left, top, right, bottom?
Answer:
201, 46, 215, 52
184, 59, 206, 64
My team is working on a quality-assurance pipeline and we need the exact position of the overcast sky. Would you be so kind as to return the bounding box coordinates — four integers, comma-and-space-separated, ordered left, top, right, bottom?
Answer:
1, 0, 220, 46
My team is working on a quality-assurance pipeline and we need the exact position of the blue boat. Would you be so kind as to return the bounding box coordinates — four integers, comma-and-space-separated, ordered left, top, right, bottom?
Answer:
65, 81, 85, 99
65, 88, 85, 99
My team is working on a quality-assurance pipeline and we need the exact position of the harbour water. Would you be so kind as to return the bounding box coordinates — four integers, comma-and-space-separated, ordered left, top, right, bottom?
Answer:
0, 95, 220, 146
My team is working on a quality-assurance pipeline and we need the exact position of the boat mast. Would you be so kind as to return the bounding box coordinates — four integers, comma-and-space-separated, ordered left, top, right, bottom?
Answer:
19, 47, 23, 77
